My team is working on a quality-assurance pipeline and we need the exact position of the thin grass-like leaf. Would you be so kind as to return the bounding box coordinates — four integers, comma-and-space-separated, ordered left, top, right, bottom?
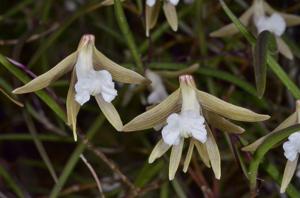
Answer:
254, 31, 273, 98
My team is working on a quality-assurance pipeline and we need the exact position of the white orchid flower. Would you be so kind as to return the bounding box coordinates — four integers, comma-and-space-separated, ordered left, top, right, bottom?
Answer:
13, 34, 147, 141
123, 74, 269, 180
210, 0, 300, 60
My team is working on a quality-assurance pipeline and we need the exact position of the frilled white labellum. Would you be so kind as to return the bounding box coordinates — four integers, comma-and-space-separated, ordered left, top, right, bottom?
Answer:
161, 75, 208, 145
145, 69, 168, 104
283, 132, 300, 161
74, 44, 117, 105
255, 13, 286, 37
162, 110, 207, 145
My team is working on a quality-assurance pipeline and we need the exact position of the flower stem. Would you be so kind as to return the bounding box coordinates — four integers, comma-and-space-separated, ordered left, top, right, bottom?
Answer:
114, 0, 144, 73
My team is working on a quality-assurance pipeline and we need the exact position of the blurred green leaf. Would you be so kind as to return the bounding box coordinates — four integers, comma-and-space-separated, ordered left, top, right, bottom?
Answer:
0, 164, 24, 198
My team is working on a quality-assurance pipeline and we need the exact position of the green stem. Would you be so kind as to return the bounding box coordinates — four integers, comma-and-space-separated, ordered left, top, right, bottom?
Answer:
0, 134, 72, 142
49, 116, 104, 197
114, 0, 143, 72
0, 164, 24, 197
248, 124, 300, 195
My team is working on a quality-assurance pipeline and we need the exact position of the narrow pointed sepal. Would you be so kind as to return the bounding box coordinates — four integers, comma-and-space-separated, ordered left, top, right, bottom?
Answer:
123, 89, 181, 131
169, 139, 184, 180
101, 0, 126, 6
197, 90, 270, 122
66, 69, 80, 141
93, 48, 147, 84
145, 2, 161, 37
183, 140, 194, 173
95, 95, 123, 131
242, 112, 297, 152
280, 156, 299, 193
204, 110, 245, 134
194, 140, 210, 168
149, 139, 171, 163
210, 6, 254, 37
205, 126, 221, 179
13, 52, 77, 94
163, 2, 178, 31
276, 37, 294, 60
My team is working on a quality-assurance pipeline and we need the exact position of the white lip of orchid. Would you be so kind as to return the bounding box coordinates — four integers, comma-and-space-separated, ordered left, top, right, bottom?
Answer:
146, 0, 156, 7
161, 75, 207, 146
283, 132, 300, 161
145, 69, 168, 104
74, 35, 117, 106
255, 13, 286, 37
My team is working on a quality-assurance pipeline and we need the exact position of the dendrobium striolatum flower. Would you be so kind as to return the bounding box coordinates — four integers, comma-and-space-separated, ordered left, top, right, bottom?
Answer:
12, 34, 147, 141
123, 74, 270, 180
210, 0, 300, 60
243, 101, 300, 193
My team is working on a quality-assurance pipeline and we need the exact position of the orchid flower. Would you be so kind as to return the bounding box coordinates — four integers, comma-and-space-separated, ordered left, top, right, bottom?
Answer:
123, 74, 269, 180
13, 34, 147, 141
243, 101, 300, 193
210, 0, 300, 60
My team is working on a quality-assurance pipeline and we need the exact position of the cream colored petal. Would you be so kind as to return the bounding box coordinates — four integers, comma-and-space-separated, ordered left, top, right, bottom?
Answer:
276, 37, 294, 60
95, 95, 123, 131
183, 140, 194, 173
13, 52, 77, 94
149, 139, 171, 163
156, 63, 199, 78
280, 156, 299, 193
169, 138, 184, 180
204, 110, 245, 134
210, 6, 254, 37
205, 126, 221, 179
194, 140, 210, 168
123, 89, 181, 131
93, 48, 147, 84
101, 0, 126, 6
66, 69, 80, 141
146, 2, 161, 37
163, 2, 178, 31
197, 90, 270, 122
263, 2, 300, 27
242, 112, 297, 152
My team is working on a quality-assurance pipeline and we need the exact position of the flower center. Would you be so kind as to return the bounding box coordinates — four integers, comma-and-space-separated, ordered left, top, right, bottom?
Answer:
74, 39, 117, 105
